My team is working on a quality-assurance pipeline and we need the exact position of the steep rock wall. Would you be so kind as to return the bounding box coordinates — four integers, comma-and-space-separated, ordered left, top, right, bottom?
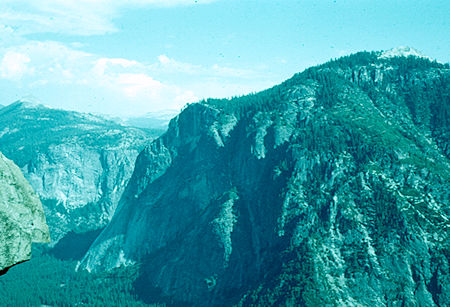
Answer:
0, 152, 50, 274
0, 102, 153, 243
80, 52, 449, 306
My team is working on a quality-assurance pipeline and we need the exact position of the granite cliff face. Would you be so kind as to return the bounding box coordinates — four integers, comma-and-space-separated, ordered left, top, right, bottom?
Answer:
0, 151, 50, 275
0, 102, 153, 244
80, 51, 449, 306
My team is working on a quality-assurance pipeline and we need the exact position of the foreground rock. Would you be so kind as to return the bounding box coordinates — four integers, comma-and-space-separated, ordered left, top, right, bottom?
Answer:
80, 50, 449, 306
0, 152, 50, 275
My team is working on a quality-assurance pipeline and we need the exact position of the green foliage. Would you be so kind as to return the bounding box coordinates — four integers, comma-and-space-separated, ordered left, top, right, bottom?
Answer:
201, 85, 286, 120
201, 50, 448, 129
0, 253, 160, 306
231, 51, 449, 306
322, 51, 379, 69
387, 55, 448, 72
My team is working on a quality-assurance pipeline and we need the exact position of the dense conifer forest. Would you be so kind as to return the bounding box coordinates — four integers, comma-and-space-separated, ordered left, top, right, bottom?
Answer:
0, 249, 157, 306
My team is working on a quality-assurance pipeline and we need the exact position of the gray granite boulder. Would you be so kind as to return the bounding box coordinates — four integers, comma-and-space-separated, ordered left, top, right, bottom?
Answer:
0, 151, 50, 275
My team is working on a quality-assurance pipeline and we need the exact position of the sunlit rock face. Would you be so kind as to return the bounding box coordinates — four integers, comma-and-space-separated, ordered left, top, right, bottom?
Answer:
0, 152, 50, 275
81, 51, 449, 306
0, 101, 154, 244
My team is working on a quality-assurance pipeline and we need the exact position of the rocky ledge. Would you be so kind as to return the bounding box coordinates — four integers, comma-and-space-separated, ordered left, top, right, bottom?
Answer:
0, 151, 50, 275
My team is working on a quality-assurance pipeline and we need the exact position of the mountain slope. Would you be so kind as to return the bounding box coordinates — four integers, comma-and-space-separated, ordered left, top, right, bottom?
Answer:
80, 51, 449, 306
0, 151, 50, 275
123, 110, 179, 131
0, 102, 154, 244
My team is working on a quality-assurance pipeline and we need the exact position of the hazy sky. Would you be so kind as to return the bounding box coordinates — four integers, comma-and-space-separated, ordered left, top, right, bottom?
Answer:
0, 0, 449, 116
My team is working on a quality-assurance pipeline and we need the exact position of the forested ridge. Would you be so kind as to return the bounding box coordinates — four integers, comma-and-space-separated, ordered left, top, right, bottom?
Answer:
1, 51, 448, 306
77, 51, 449, 306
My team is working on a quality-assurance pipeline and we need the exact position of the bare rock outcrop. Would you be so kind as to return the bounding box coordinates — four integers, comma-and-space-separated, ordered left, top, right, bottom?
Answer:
0, 152, 50, 275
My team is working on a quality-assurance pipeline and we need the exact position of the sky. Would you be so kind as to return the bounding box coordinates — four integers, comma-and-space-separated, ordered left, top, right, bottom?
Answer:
0, 0, 449, 117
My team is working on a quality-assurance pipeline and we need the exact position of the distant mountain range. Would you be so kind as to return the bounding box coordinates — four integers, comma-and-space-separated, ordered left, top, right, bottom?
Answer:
78, 50, 449, 306
121, 110, 180, 131
0, 101, 157, 248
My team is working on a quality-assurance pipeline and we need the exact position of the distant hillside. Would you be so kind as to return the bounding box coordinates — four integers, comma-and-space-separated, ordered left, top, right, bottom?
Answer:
79, 50, 449, 306
122, 110, 179, 132
0, 101, 155, 246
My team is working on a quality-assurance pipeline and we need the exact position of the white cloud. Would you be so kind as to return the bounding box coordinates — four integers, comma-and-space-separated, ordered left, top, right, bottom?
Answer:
0, 40, 269, 115
0, 40, 202, 113
0, 51, 31, 80
153, 54, 201, 74
92, 58, 141, 76
0, 3, 115, 36
0, 0, 276, 116
152, 54, 259, 79
116, 73, 164, 99
0, 41, 92, 84
0, 0, 217, 36
174, 90, 198, 105
158, 55, 172, 65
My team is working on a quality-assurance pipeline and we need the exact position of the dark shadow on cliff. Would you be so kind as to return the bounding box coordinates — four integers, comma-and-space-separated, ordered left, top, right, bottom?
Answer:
50, 228, 105, 261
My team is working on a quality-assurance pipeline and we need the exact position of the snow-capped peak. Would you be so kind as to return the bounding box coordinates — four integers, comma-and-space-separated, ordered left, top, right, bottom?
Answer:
379, 46, 432, 60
